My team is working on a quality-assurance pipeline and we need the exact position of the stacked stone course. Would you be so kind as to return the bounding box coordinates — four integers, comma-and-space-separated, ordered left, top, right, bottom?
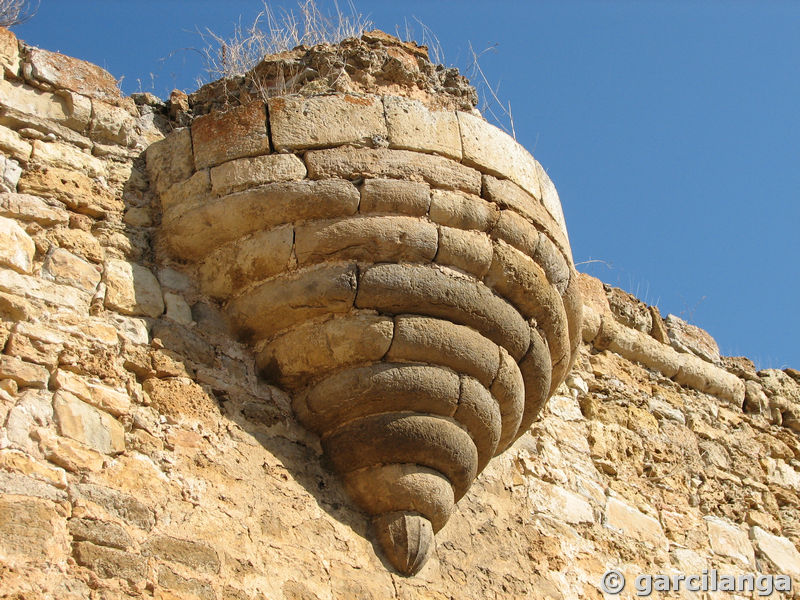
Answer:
149, 58, 583, 573
0, 27, 799, 600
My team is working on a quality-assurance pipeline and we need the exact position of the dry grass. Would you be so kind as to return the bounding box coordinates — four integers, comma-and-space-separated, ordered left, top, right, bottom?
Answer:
197, 0, 372, 83
0, 0, 38, 27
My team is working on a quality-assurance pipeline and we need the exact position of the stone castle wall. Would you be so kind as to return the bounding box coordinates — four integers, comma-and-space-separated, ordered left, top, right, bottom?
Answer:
1, 27, 799, 599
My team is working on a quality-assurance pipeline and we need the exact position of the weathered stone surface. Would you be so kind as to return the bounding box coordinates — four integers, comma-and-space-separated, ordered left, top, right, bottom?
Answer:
228, 263, 358, 342
384, 96, 461, 160
43, 248, 100, 292
159, 169, 210, 213
68, 517, 134, 550
429, 188, 498, 231
269, 93, 387, 151
197, 224, 293, 299
295, 215, 437, 265
305, 146, 482, 194
0, 496, 68, 562
458, 111, 539, 198
31, 139, 106, 178
73, 541, 147, 581
192, 101, 269, 169
210, 152, 306, 196
387, 315, 499, 388
0, 154, 21, 192
18, 166, 121, 217
163, 292, 193, 325
435, 226, 493, 278
674, 352, 745, 405
605, 497, 668, 552
665, 313, 721, 364
356, 262, 530, 359
0, 27, 20, 76
104, 259, 164, 318
530, 480, 595, 525
89, 99, 136, 146
145, 128, 193, 195
143, 535, 221, 573
0, 125, 32, 161
163, 179, 359, 260
0, 215, 34, 273
27, 47, 122, 103
0, 449, 67, 489
750, 526, 800, 579
258, 313, 393, 388
359, 178, 429, 217
594, 315, 683, 378
53, 390, 125, 454
0, 354, 49, 388
0, 78, 88, 131
0, 192, 69, 225
0, 268, 91, 310
704, 516, 755, 566
605, 285, 652, 333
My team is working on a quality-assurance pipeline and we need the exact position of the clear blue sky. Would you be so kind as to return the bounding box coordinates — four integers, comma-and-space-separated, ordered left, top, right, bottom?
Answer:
13, 1, 800, 369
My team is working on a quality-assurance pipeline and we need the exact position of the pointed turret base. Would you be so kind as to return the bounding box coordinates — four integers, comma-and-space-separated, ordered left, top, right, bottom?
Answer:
374, 511, 434, 576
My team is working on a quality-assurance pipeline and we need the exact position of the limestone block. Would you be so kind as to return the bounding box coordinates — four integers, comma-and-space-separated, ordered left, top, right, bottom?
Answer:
73, 542, 147, 581
0, 354, 49, 388
453, 376, 501, 471
53, 390, 125, 454
192, 101, 269, 169
142, 535, 220, 574
305, 147, 482, 194
43, 248, 101, 292
0, 215, 34, 273
269, 94, 387, 151
0, 496, 69, 562
89, 99, 136, 146
68, 518, 133, 550
429, 189, 498, 232
674, 353, 745, 405
159, 169, 210, 213
0, 78, 82, 129
145, 128, 194, 195
163, 293, 193, 325
359, 178, 430, 216
27, 47, 123, 103
594, 315, 682, 378
0, 268, 91, 310
483, 175, 571, 261
295, 215, 438, 265
257, 314, 394, 388
490, 209, 539, 258
485, 241, 570, 381
605, 286, 652, 333
751, 526, 800, 579
163, 179, 359, 260
605, 497, 668, 552
490, 348, 525, 451
356, 262, 530, 360
227, 263, 358, 342
210, 153, 306, 196
18, 166, 121, 218
384, 96, 461, 160
0, 449, 67, 489
0, 192, 69, 226
529, 480, 595, 525
435, 227, 493, 278
0, 27, 19, 76
665, 313, 721, 364
104, 259, 165, 318
457, 111, 539, 197
197, 224, 293, 299
50, 228, 104, 264
0, 154, 21, 192
0, 125, 32, 162
387, 315, 500, 388
704, 516, 754, 566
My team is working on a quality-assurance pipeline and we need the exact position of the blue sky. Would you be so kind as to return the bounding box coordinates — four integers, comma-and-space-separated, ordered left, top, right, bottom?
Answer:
13, 1, 800, 369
